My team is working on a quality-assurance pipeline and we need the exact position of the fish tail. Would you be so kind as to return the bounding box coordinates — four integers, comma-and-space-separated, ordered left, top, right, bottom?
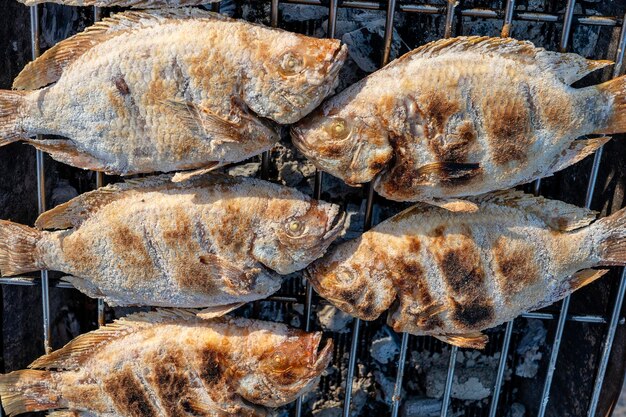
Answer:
593, 75, 626, 134
0, 90, 28, 147
0, 220, 44, 276
593, 207, 626, 266
0, 370, 60, 416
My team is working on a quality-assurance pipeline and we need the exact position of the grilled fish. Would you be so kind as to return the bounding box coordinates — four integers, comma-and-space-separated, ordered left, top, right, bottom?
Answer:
0, 8, 347, 176
305, 190, 626, 348
18, 0, 216, 7
292, 36, 624, 210
0, 174, 345, 316
0, 309, 333, 417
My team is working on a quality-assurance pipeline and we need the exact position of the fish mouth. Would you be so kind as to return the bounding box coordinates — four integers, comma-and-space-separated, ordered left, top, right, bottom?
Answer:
290, 125, 305, 149
308, 333, 333, 373
326, 44, 348, 79
323, 209, 346, 242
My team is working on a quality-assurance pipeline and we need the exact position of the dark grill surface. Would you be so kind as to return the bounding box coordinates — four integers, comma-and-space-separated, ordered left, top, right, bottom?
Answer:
0, 1, 625, 417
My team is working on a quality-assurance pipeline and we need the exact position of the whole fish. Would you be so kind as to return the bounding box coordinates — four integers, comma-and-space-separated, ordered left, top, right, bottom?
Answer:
0, 8, 347, 176
18, 0, 216, 7
0, 174, 345, 316
0, 310, 333, 417
305, 190, 626, 348
292, 36, 623, 211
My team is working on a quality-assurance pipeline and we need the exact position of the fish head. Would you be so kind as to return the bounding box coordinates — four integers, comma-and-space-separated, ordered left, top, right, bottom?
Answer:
291, 101, 393, 186
304, 236, 396, 320
244, 33, 348, 124
252, 197, 346, 274
238, 330, 333, 407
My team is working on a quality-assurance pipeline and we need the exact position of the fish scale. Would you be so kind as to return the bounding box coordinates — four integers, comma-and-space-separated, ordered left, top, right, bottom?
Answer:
0, 173, 346, 315
0, 8, 347, 176
0, 311, 333, 417
292, 36, 623, 210
306, 190, 626, 349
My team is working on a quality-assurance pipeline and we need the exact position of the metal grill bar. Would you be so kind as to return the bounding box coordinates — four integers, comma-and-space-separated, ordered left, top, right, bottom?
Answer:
29, 3, 52, 355
438, 3, 458, 414
390, 332, 408, 417
536, 0, 605, 413
488, 320, 514, 417
440, 346, 458, 417
279, 0, 621, 27
586, 15, 626, 417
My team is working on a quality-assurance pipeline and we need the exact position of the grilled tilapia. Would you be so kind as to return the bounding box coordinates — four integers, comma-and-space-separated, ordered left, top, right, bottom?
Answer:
0, 310, 333, 417
0, 8, 347, 176
305, 190, 626, 348
0, 174, 345, 316
19, 0, 216, 7
292, 36, 624, 210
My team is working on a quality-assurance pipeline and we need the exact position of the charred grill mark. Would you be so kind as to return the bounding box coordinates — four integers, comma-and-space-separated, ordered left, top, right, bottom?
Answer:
483, 87, 533, 166
361, 290, 376, 319
407, 237, 421, 253
450, 298, 495, 329
198, 349, 224, 386
162, 211, 193, 243
109, 222, 154, 273
440, 248, 485, 296
114, 75, 131, 96
174, 254, 219, 293
392, 256, 445, 332
61, 235, 98, 273
493, 237, 540, 302
150, 351, 196, 417
431, 120, 478, 162
337, 286, 360, 306
422, 91, 460, 134
429, 229, 494, 330
104, 365, 157, 417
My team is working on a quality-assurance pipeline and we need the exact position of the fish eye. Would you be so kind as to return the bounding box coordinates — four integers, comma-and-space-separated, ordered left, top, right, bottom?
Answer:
335, 269, 357, 286
285, 219, 305, 237
270, 352, 292, 372
326, 118, 351, 141
279, 53, 304, 76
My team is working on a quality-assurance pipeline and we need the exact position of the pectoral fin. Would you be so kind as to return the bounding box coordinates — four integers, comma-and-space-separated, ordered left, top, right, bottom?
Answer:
434, 332, 489, 349
198, 254, 256, 295
415, 162, 481, 184
197, 302, 246, 319
171, 162, 225, 183
164, 99, 246, 144
427, 198, 479, 213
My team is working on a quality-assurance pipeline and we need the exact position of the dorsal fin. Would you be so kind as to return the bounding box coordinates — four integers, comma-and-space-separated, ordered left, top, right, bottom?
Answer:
397, 36, 611, 85
34, 172, 231, 230
28, 309, 200, 370
34, 173, 179, 230
13, 8, 226, 90
471, 189, 597, 232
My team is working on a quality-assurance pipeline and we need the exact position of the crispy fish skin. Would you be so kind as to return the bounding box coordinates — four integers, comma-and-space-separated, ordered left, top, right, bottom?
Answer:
0, 310, 334, 417
0, 9, 347, 175
0, 174, 345, 313
292, 36, 623, 207
18, 0, 216, 7
305, 190, 626, 349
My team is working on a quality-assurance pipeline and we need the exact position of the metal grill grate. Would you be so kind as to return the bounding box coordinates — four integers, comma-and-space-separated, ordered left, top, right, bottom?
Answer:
2, 1, 626, 416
